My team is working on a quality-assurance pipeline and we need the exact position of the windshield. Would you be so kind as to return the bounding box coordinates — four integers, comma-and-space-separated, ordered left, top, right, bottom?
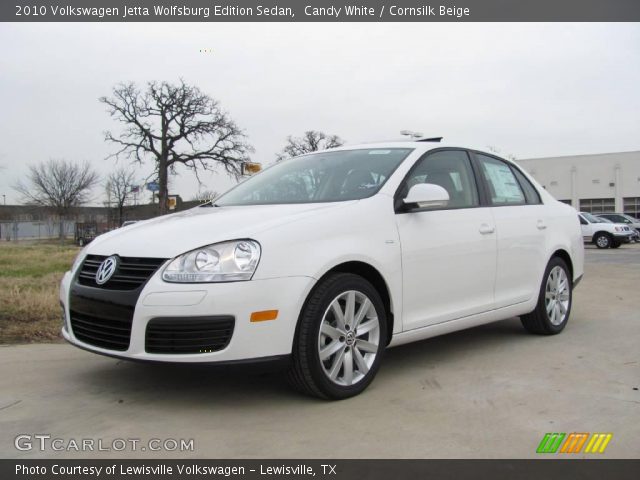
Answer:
582, 213, 605, 223
215, 148, 413, 206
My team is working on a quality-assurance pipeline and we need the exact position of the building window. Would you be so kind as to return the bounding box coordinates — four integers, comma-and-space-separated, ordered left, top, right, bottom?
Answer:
558, 199, 572, 206
579, 198, 615, 214
623, 197, 640, 218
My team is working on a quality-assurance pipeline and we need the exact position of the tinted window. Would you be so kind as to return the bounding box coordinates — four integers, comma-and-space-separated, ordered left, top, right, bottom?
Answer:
603, 214, 627, 223
477, 154, 526, 205
579, 215, 588, 225
401, 150, 479, 209
216, 148, 412, 206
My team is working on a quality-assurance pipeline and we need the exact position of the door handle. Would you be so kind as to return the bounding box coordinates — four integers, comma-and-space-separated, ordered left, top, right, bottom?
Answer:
537, 220, 547, 230
479, 224, 495, 235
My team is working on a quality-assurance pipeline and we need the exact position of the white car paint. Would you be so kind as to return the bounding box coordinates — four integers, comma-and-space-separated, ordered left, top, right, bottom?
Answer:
60, 142, 584, 368
578, 211, 633, 245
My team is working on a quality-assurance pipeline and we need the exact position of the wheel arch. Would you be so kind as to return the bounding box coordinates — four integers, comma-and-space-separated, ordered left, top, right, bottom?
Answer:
549, 248, 574, 281
304, 261, 395, 346
592, 230, 613, 240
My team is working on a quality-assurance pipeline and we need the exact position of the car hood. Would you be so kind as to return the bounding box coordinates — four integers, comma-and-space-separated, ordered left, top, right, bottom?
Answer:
87, 202, 354, 259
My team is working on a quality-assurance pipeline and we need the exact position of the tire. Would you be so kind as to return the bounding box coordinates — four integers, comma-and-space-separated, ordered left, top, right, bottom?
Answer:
287, 273, 387, 400
521, 257, 572, 335
593, 232, 611, 249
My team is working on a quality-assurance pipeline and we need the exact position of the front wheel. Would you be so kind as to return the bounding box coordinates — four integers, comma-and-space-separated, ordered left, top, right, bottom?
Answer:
521, 257, 572, 335
288, 273, 387, 399
594, 232, 612, 249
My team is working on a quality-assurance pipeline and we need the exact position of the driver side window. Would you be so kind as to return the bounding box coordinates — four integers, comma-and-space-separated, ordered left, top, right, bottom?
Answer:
401, 150, 479, 209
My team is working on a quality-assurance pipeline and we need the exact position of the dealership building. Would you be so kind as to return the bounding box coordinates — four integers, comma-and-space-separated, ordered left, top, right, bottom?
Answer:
516, 150, 640, 218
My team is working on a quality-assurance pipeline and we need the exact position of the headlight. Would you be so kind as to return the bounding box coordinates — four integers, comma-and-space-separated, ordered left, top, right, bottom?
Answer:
71, 246, 89, 272
162, 240, 261, 283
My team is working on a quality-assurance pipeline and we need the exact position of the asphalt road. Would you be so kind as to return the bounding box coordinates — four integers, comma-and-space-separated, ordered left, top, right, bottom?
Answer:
1, 245, 639, 459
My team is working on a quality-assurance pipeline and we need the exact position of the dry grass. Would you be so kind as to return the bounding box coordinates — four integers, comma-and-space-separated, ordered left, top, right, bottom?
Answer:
0, 241, 79, 343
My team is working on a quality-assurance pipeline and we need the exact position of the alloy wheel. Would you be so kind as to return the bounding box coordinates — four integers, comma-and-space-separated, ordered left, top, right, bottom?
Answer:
596, 235, 610, 248
317, 290, 380, 386
545, 266, 570, 326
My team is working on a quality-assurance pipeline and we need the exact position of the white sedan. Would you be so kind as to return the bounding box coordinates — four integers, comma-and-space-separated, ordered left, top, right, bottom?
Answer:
60, 142, 584, 399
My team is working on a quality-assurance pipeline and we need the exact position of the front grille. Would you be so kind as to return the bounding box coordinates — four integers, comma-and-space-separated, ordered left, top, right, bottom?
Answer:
145, 317, 235, 354
70, 310, 133, 351
77, 255, 166, 290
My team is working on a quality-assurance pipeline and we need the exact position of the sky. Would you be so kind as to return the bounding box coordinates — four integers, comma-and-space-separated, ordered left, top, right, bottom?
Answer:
0, 22, 639, 205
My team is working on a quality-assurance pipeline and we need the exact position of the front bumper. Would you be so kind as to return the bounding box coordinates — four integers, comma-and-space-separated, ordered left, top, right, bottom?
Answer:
60, 270, 316, 363
613, 232, 633, 243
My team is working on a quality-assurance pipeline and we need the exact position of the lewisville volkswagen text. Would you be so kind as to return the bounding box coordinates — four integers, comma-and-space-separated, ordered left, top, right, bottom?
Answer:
60, 143, 584, 399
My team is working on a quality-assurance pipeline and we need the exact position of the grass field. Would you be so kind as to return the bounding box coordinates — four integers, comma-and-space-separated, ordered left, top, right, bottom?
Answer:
0, 241, 78, 343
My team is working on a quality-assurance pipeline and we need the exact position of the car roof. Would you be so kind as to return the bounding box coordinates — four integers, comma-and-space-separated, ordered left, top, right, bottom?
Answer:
328, 141, 497, 156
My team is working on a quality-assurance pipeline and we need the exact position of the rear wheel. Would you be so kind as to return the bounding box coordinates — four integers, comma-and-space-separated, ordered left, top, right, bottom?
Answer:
288, 273, 387, 399
521, 257, 572, 335
594, 232, 612, 249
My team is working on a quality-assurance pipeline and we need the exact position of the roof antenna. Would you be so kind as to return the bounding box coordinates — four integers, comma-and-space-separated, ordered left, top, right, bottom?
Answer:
400, 130, 423, 139
400, 131, 443, 142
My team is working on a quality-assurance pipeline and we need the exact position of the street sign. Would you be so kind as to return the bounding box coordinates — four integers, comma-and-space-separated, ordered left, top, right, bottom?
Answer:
146, 181, 159, 192
241, 162, 262, 176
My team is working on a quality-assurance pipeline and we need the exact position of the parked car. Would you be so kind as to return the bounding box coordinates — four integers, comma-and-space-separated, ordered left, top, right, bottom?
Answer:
60, 143, 584, 399
597, 213, 640, 242
595, 216, 640, 243
579, 212, 633, 248
74, 222, 97, 246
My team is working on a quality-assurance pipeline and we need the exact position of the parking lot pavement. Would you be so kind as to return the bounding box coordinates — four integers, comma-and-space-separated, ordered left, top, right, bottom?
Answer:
1, 244, 639, 460
584, 242, 640, 264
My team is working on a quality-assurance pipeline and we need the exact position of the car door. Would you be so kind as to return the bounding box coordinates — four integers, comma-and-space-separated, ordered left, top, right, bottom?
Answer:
395, 149, 497, 331
578, 214, 592, 241
473, 153, 548, 308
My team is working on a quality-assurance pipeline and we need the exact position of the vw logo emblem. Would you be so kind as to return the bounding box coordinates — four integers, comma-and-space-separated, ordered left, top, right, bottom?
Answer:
95, 255, 118, 285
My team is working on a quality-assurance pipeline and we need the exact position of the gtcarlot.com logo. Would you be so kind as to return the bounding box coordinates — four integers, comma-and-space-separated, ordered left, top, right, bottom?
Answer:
14, 434, 194, 452
537, 432, 613, 454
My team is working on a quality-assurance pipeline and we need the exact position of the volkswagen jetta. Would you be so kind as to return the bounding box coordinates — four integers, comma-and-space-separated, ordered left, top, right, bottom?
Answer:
60, 143, 584, 399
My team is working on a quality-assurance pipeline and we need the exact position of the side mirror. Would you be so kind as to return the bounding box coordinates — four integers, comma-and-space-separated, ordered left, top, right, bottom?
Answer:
403, 183, 450, 210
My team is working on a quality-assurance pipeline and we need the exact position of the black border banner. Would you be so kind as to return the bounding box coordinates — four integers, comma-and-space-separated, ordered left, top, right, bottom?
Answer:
2, 460, 640, 480
3, 0, 640, 22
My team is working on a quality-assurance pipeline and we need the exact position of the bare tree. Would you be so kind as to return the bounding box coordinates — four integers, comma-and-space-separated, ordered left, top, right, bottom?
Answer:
276, 130, 344, 161
13, 159, 99, 240
105, 167, 137, 226
100, 80, 253, 215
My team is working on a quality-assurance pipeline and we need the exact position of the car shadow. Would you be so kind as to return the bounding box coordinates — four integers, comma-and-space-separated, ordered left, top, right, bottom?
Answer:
71, 317, 529, 406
